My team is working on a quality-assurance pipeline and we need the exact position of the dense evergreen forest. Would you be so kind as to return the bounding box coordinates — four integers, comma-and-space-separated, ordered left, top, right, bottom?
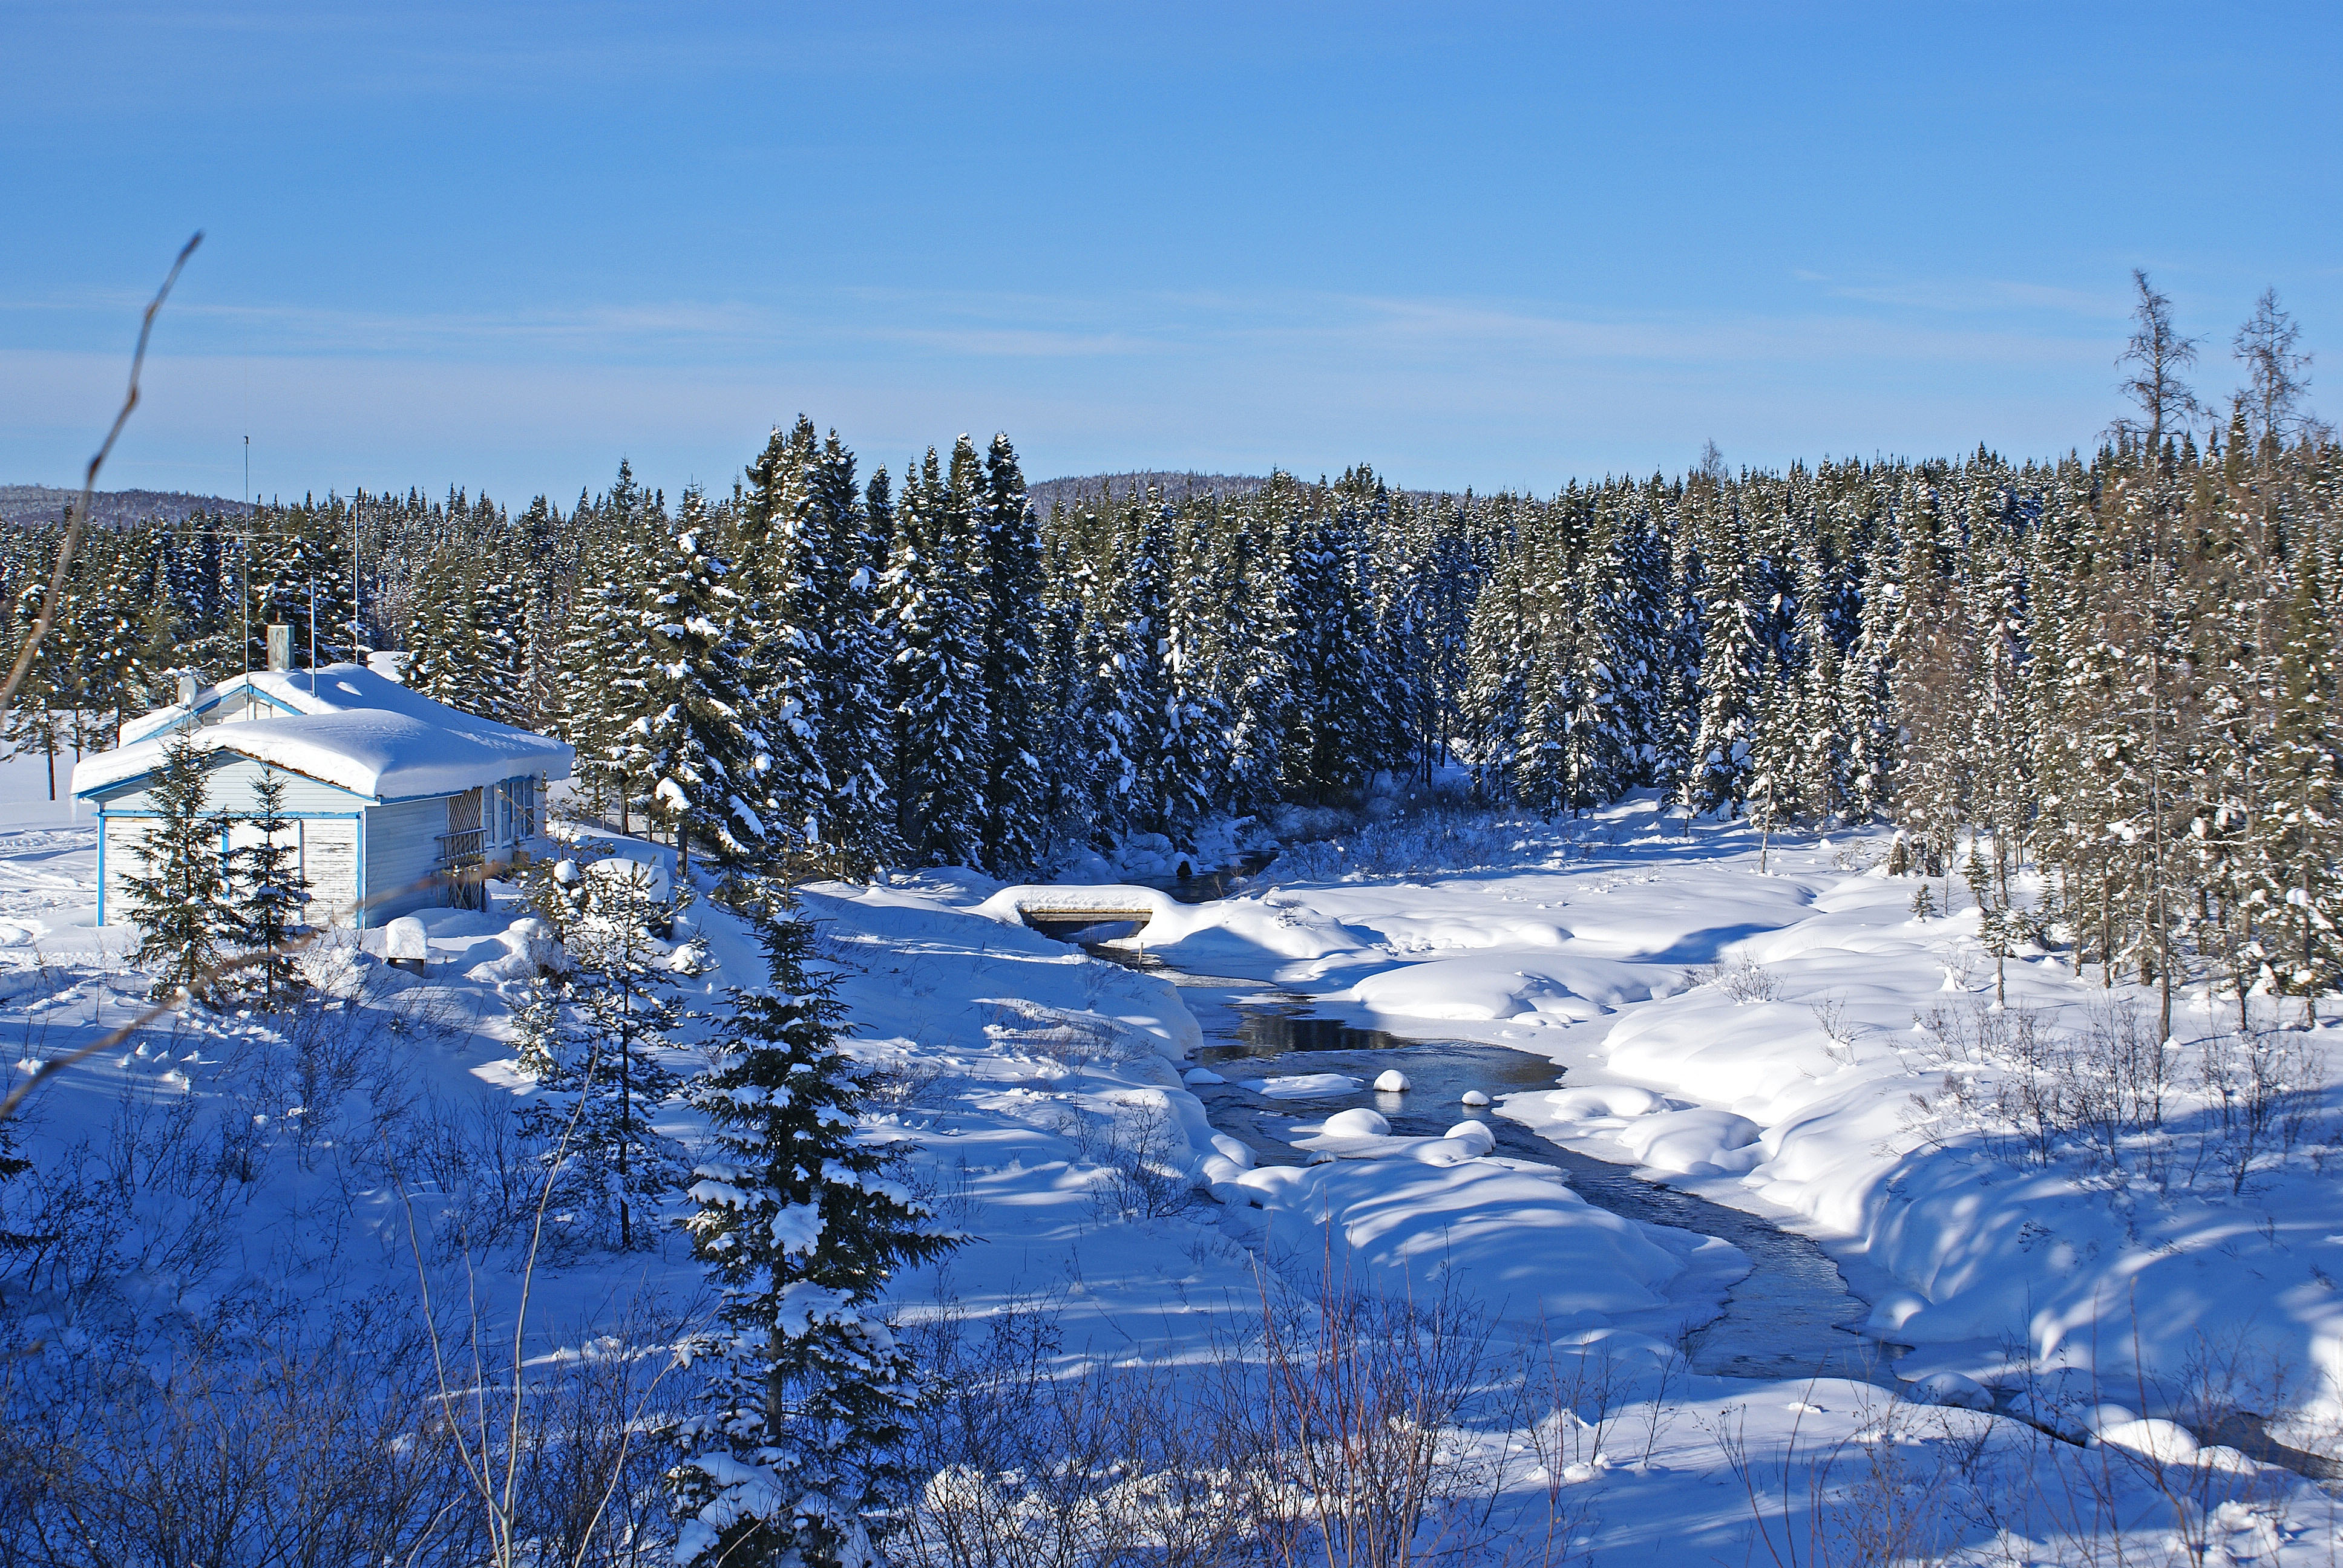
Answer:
5, 278, 2338, 1017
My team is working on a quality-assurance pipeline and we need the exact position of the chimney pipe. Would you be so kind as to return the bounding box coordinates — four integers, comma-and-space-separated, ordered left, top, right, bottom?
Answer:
266, 623, 293, 673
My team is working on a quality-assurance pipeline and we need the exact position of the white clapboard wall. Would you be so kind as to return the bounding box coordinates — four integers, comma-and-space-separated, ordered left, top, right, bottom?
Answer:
105, 816, 362, 927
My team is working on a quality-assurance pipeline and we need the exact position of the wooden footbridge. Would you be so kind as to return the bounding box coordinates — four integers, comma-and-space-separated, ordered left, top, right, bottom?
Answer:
1017, 901, 1156, 943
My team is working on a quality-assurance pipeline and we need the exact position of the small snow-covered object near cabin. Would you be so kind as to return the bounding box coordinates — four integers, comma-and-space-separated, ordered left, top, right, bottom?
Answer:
1460, 1088, 1491, 1106
467, 916, 566, 984
382, 916, 430, 969
1374, 1069, 1411, 1092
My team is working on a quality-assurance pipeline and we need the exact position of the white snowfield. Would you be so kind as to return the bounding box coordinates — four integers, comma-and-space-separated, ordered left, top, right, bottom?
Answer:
4, 763, 2339, 1563
980, 803, 2343, 1436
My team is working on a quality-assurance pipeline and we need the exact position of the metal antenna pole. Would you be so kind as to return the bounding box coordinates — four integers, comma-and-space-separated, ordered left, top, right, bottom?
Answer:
309, 580, 317, 693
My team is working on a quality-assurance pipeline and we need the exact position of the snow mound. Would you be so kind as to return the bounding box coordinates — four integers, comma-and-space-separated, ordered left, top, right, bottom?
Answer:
1373, 1069, 1411, 1092
1244, 1073, 1362, 1099
1343, 954, 1647, 1022
1230, 1155, 1745, 1332
1614, 1108, 1762, 1176
2097, 1418, 2200, 1466
1444, 1119, 1496, 1155
1543, 1085, 1675, 1121
1322, 1107, 1389, 1137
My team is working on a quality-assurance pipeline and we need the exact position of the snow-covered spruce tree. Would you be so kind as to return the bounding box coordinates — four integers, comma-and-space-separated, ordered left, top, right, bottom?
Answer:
223, 764, 312, 1008
402, 541, 483, 713
629, 485, 774, 874
1280, 489, 1385, 806
882, 449, 989, 867
553, 534, 642, 830
670, 900, 960, 1568
119, 732, 237, 1005
974, 433, 1052, 874
527, 857, 698, 1250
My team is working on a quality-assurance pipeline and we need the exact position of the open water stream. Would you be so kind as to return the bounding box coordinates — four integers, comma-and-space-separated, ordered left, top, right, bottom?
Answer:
1064, 881, 1895, 1386
1041, 874, 2343, 1473
1163, 964, 1892, 1383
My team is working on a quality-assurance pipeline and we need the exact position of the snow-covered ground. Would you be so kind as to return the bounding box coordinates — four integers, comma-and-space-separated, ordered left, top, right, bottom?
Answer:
6, 766, 2341, 1563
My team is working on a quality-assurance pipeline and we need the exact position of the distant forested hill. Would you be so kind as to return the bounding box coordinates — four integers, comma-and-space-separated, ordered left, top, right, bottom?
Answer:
0, 485, 251, 529
1024, 471, 1271, 514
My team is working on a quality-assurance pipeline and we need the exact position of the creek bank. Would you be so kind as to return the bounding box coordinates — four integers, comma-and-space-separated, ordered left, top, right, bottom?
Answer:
1090, 936, 1896, 1384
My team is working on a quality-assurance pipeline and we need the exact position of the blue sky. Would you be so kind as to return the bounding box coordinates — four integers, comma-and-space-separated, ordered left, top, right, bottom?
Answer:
4, 2, 2339, 505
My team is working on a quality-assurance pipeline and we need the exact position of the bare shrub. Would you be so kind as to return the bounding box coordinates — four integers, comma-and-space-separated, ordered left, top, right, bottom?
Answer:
1809, 994, 1861, 1065
1703, 956, 1778, 1004
388, 1088, 559, 1256
2197, 1022, 2318, 1194
1259, 840, 1349, 885
864, 1049, 951, 1111
0, 1301, 689, 1567
1904, 1001, 2177, 1178
987, 999, 1131, 1066
897, 1263, 1533, 1568
1253, 1266, 1501, 1566
1341, 811, 1543, 878
1713, 1388, 1967, 1568
1047, 1102, 1196, 1222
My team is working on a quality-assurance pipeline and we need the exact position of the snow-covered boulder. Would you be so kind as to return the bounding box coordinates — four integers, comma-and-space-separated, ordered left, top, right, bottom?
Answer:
1444, 1119, 1496, 1155
1322, 1107, 1391, 1138
467, 916, 568, 985
1244, 1072, 1362, 1099
1374, 1069, 1411, 1093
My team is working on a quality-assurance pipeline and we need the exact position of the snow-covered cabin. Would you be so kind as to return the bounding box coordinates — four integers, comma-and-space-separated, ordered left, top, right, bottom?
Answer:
73, 660, 572, 930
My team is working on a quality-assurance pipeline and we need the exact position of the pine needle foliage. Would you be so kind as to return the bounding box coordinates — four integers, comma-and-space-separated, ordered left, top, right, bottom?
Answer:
669, 892, 962, 1568
223, 765, 311, 1009
118, 731, 235, 1005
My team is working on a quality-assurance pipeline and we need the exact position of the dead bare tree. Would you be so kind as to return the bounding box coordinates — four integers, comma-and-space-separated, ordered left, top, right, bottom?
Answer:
2110, 267, 2204, 456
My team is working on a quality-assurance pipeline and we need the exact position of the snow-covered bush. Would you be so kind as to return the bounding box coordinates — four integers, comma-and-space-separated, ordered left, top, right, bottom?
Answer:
893, 1264, 1531, 1568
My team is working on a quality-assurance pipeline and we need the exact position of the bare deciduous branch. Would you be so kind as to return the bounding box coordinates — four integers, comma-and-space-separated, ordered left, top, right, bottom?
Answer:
0, 232, 202, 725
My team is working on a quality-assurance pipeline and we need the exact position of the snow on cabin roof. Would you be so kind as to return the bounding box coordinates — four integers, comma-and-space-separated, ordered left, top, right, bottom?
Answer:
75, 663, 572, 803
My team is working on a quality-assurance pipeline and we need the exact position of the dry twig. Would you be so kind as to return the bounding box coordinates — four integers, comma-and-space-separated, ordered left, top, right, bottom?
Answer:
0, 232, 203, 724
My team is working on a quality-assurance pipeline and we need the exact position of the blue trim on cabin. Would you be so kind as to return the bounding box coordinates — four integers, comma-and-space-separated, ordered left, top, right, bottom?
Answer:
76, 767, 380, 806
